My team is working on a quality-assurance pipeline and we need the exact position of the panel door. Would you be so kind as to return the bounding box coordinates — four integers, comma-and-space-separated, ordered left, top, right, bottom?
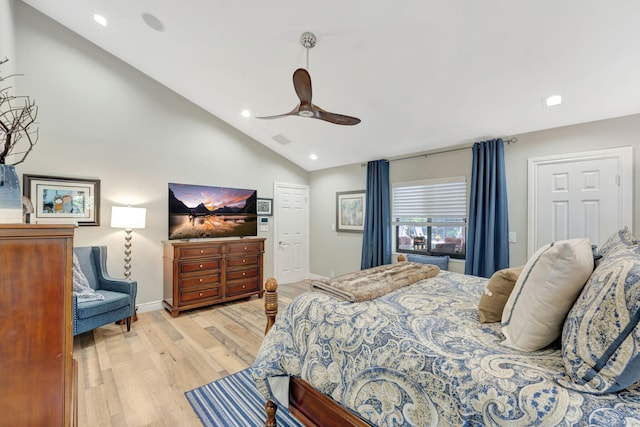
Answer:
528, 147, 632, 256
274, 183, 309, 284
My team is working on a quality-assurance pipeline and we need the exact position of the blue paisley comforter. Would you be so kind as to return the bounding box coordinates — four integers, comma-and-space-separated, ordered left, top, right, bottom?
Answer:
252, 271, 640, 426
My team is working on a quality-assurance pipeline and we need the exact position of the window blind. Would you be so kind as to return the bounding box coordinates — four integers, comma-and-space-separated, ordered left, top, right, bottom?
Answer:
393, 177, 467, 220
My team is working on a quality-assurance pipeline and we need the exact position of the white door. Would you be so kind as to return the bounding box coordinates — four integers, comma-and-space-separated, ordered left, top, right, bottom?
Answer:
528, 147, 632, 257
274, 182, 309, 284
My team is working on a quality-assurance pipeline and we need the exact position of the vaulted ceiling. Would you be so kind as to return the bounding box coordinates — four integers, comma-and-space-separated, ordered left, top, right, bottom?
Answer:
20, 0, 640, 171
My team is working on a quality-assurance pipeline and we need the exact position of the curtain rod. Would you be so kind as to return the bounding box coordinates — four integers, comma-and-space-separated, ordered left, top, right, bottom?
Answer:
360, 137, 517, 166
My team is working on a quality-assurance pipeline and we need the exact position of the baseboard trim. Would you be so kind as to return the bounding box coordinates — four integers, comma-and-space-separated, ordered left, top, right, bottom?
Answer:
137, 300, 163, 313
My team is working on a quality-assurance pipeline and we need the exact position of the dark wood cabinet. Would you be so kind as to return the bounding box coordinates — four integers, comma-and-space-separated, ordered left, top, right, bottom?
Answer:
0, 224, 77, 427
162, 238, 265, 317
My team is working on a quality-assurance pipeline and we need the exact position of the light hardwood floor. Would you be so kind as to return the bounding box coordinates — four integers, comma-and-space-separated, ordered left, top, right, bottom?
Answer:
73, 281, 308, 427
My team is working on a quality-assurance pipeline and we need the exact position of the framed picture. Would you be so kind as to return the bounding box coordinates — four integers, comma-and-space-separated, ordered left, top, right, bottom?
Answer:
336, 190, 366, 233
257, 198, 273, 216
23, 174, 100, 226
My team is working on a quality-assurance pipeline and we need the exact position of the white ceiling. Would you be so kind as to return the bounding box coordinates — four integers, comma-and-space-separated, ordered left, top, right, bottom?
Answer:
20, 0, 640, 171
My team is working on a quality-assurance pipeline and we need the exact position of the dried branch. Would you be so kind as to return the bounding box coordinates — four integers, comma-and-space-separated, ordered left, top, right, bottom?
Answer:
0, 59, 39, 165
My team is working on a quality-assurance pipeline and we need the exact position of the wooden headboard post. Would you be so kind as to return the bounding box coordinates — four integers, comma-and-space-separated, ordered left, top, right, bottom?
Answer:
263, 277, 279, 426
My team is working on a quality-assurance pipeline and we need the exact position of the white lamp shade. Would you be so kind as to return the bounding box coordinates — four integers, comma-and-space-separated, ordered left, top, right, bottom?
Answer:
111, 206, 146, 229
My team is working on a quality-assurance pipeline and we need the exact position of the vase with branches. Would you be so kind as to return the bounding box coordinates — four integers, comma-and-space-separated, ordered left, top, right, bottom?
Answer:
0, 58, 39, 165
0, 58, 38, 223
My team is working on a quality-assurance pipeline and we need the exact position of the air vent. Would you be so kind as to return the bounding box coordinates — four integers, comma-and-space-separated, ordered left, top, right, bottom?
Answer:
142, 13, 165, 32
271, 134, 291, 145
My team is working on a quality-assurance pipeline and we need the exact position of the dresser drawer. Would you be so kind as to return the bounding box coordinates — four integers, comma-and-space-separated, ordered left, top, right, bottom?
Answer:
180, 259, 221, 274
226, 278, 260, 297
226, 268, 258, 281
227, 242, 261, 255
181, 287, 221, 303
179, 245, 222, 259
180, 273, 221, 289
227, 255, 259, 268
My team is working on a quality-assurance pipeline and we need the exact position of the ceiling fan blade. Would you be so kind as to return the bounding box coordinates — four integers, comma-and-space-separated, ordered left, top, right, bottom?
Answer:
255, 105, 301, 120
293, 68, 312, 107
316, 108, 361, 126
255, 111, 298, 120
257, 67, 360, 125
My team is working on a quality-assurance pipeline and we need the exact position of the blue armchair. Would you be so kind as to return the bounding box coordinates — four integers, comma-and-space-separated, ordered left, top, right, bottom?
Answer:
73, 246, 137, 336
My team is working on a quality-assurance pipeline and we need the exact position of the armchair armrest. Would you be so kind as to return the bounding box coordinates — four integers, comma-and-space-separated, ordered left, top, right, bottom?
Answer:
98, 275, 137, 295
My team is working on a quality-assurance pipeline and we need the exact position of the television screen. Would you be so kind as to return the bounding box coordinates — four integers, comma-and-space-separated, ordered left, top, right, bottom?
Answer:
168, 183, 257, 240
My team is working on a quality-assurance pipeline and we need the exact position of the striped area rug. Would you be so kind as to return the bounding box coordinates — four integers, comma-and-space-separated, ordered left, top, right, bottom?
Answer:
185, 368, 304, 427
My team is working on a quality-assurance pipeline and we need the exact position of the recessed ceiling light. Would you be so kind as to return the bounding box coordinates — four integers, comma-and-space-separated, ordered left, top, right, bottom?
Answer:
94, 14, 108, 27
544, 95, 563, 107
142, 12, 165, 32
241, 109, 251, 118
309, 154, 318, 160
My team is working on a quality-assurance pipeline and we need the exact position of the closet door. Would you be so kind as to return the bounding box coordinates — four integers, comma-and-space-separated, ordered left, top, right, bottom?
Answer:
528, 147, 632, 257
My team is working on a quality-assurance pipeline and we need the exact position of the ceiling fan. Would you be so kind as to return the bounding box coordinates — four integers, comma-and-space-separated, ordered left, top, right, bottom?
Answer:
256, 32, 361, 126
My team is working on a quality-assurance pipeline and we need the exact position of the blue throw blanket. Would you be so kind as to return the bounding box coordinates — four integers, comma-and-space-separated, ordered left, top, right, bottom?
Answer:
72, 253, 104, 302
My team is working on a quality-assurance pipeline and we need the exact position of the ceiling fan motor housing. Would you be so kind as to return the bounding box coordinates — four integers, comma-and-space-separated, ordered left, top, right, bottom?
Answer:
300, 32, 316, 49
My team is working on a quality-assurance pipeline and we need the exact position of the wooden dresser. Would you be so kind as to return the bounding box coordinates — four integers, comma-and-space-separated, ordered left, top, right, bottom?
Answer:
162, 238, 265, 317
0, 224, 77, 427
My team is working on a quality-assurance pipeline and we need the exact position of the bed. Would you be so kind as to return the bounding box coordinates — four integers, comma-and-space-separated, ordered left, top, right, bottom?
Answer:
252, 232, 640, 426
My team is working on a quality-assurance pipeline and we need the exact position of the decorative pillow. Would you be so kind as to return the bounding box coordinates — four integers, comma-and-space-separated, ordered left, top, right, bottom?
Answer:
478, 265, 524, 323
599, 227, 637, 258
501, 238, 593, 352
406, 254, 449, 271
557, 246, 640, 393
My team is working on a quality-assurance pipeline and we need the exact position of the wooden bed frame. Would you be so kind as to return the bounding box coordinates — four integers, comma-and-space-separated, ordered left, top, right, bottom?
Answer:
263, 277, 369, 427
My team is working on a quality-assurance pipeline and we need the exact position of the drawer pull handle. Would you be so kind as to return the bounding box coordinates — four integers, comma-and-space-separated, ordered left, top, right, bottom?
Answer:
200, 250, 204, 253
242, 272, 246, 276
199, 292, 203, 296
242, 285, 246, 289
242, 259, 246, 263
244, 246, 247, 250
199, 264, 203, 268
199, 278, 203, 282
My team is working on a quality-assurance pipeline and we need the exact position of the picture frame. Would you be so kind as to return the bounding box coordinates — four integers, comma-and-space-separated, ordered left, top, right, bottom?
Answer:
336, 190, 366, 233
257, 198, 273, 216
23, 174, 100, 226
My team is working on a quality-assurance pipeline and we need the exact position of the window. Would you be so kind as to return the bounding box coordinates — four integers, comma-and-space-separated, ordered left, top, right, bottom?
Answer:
393, 177, 467, 259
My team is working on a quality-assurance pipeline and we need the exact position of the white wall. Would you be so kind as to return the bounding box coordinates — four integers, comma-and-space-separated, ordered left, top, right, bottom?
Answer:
0, 0, 15, 76
12, 2, 640, 299
308, 148, 471, 277
505, 114, 640, 266
13, 2, 308, 309
309, 163, 365, 277
309, 114, 640, 276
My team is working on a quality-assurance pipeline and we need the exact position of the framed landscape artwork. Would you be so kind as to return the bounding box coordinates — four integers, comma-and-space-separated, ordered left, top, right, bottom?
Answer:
336, 190, 365, 233
23, 174, 100, 226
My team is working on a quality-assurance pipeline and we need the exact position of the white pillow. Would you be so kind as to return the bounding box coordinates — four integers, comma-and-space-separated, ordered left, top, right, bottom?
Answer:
501, 238, 593, 352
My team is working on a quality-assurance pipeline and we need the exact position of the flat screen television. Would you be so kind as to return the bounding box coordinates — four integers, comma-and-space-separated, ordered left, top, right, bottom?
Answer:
168, 182, 257, 240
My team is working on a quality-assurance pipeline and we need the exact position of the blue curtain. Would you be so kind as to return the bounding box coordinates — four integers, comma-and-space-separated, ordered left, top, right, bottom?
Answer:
361, 160, 391, 269
465, 139, 510, 277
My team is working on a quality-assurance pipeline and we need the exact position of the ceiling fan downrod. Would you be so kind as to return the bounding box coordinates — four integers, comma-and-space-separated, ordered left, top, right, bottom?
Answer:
300, 31, 316, 70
